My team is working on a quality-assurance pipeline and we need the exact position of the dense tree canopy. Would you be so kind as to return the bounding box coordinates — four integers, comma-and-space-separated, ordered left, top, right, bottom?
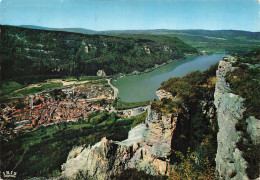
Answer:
0, 25, 197, 84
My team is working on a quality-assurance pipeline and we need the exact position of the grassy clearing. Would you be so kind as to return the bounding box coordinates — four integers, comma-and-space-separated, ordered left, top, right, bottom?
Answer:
0, 78, 108, 100
0, 82, 63, 99
87, 79, 108, 86
78, 76, 106, 81
0, 81, 25, 96
0, 76, 107, 100
114, 100, 150, 110
63, 76, 104, 82
17, 83, 63, 95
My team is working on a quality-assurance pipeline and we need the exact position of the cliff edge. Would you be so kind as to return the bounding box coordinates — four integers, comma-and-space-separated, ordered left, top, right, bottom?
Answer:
214, 56, 260, 179
60, 108, 176, 179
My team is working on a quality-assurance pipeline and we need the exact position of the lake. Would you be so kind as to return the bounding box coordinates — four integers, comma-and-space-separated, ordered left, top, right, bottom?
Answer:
112, 54, 225, 102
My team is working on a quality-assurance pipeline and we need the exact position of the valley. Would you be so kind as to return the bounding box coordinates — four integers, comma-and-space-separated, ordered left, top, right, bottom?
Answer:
0, 25, 259, 179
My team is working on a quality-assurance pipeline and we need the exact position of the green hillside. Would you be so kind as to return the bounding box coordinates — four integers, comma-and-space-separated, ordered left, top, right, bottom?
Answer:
0, 25, 197, 85
17, 26, 260, 54
34, 26, 259, 54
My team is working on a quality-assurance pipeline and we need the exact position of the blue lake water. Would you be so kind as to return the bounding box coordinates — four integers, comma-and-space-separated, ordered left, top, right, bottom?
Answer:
112, 54, 225, 102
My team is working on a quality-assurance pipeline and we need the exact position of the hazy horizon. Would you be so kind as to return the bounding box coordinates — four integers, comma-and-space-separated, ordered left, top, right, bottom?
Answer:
2, 24, 260, 33
0, 0, 260, 32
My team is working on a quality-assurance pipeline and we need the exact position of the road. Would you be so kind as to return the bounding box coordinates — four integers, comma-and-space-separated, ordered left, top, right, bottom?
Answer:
107, 78, 118, 100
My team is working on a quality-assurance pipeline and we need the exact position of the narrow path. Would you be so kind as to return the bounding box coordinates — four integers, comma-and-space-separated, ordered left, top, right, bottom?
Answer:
107, 78, 118, 100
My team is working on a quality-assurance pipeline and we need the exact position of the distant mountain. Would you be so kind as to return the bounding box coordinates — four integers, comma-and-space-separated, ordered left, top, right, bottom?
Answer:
102, 29, 260, 54
61, 28, 97, 34
19, 25, 260, 37
19, 25, 97, 34
18, 25, 260, 54
19, 25, 59, 31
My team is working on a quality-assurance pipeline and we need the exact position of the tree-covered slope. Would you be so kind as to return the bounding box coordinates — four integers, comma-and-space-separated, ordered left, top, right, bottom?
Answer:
17, 26, 260, 54
0, 25, 197, 84
151, 65, 219, 179
37, 26, 259, 54
111, 30, 260, 54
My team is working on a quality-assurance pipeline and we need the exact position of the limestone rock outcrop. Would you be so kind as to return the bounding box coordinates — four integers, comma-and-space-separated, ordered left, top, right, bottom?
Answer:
97, 69, 106, 77
246, 116, 260, 145
214, 56, 260, 180
60, 108, 177, 179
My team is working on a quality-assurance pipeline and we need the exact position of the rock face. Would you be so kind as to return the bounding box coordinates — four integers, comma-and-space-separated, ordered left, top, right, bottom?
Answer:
60, 108, 177, 179
214, 57, 260, 180
97, 69, 106, 77
246, 116, 260, 145
143, 110, 176, 158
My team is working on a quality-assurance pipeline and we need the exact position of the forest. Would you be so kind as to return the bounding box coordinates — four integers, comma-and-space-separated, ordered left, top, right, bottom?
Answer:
39, 26, 260, 55
0, 25, 197, 86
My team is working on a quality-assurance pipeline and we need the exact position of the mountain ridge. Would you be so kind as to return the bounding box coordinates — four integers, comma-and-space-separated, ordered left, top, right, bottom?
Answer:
17, 25, 260, 33
0, 25, 197, 85
16, 25, 260, 54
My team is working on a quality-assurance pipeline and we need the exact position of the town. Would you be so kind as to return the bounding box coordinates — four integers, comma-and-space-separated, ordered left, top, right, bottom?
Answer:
0, 80, 149, 136
0, 83, 114, 135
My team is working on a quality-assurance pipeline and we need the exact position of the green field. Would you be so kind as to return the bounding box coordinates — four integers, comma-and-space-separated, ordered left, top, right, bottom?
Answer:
0, 81, 25, 95
0, 82, 63, 100
113, 99, 150, 110
63, 75, 107, 81
0, 76, 108, 100
17, 83, 63, 95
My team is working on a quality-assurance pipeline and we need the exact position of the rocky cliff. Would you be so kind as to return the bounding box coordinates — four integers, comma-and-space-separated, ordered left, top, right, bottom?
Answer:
214, 56, 260, 179
59, 55, 259, 180
60, 108, 177, 179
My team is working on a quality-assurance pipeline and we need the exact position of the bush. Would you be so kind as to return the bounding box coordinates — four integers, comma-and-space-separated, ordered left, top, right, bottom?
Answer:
131, 111, 147, 128
170, 149, 215, 180
226, 58, 260, 119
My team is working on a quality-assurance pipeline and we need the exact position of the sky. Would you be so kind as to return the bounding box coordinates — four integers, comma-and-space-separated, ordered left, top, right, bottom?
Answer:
0, 0, 259, 32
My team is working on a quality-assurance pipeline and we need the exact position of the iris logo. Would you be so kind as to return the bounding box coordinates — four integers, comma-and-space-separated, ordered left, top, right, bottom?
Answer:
1, 171, 17, 179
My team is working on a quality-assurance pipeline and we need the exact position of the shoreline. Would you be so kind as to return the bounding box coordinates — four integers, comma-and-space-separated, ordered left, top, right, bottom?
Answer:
1, 54, 198, 102
110, 53, 224, 103
112, 53, 198, 81
109, 54, 198, 102
107, 78, 118, 100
